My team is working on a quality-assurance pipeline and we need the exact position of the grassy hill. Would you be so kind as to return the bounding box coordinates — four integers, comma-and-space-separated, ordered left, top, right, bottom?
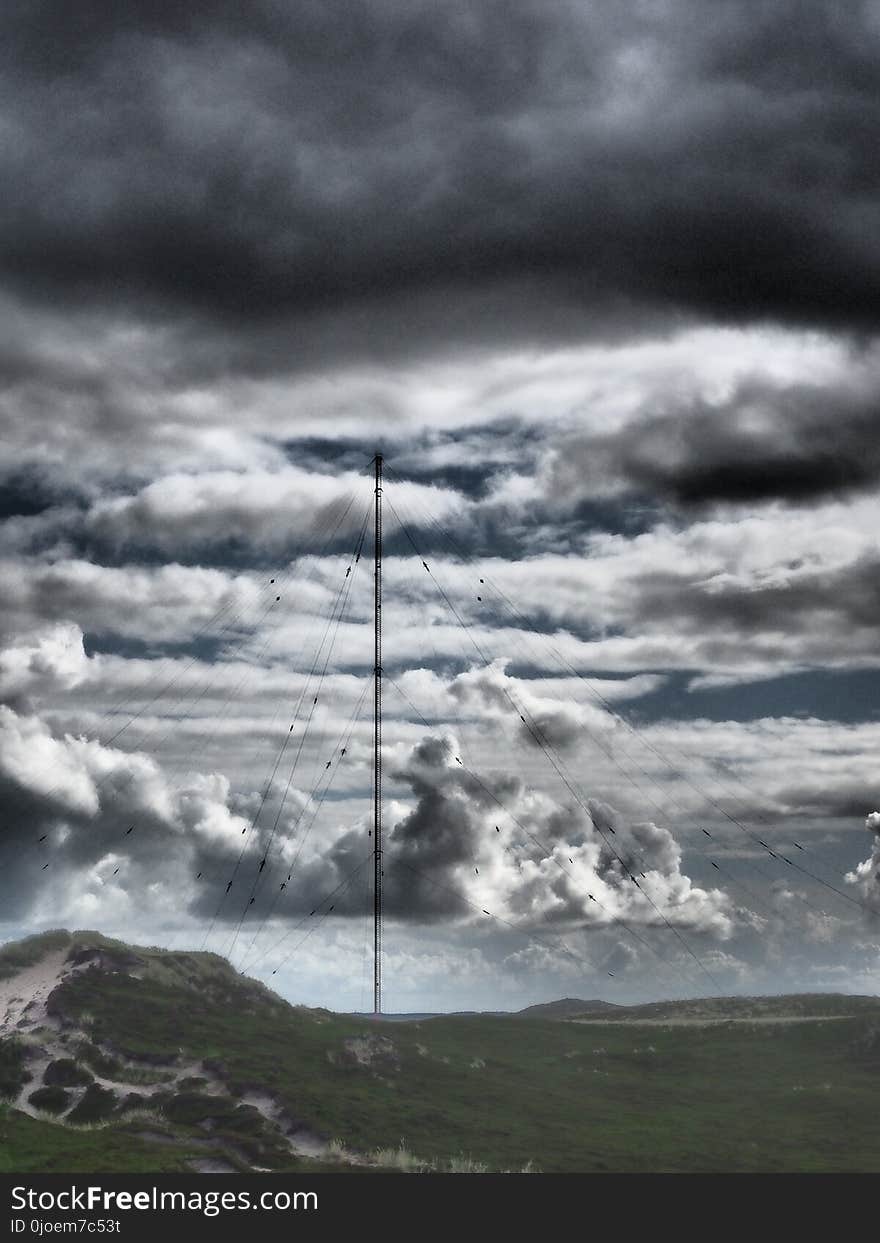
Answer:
514, 997, 623, 1019
579, 993, 880, 1022
2, 930, 880, 1173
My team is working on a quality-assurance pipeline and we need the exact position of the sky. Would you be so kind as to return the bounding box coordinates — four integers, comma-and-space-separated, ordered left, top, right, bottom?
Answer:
2, 0, 880, 1013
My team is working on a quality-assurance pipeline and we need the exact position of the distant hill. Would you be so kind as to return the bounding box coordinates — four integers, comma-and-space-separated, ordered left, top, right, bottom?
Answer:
586, 994, 880, 1023
3, 929, 880, 1174
356, 992, 880, 1024
514, 998, 623, 1020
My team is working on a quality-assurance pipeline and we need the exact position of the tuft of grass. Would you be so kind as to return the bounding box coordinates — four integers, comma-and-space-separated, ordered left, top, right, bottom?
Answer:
372, 1142, 429, 1173
113, 1107, 167, 1128
446, 1154, 489, 1173
368, 1145, 494, 1173
325, 1138, 352, 1161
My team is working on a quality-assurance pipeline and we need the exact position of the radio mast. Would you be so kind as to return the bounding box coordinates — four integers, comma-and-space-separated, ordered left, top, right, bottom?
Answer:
372, 453, 383, 1015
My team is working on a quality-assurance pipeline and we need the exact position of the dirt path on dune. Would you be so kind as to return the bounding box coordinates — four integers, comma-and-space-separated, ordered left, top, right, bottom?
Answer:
0, 949, 72, 1032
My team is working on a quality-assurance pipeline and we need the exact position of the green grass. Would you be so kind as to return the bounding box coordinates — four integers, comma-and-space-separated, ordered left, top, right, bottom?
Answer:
43, 962, 880, 1172
0, 1104, 202, 1173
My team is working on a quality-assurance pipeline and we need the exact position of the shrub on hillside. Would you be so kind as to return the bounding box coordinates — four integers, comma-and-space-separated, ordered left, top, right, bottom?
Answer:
66, 1083, 117, 1124
0, 1039, 31, 1098
28, 1086, 71, 1114
44, 1058, 93, 1088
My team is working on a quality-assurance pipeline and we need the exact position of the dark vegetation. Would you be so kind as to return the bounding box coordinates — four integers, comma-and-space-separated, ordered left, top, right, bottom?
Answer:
27, 1086, 70, 1114
66, 1083, 119, 1125
43, 1058, 92, 1088
160, 1092, 292, 1168
0, 1038, 30, 1098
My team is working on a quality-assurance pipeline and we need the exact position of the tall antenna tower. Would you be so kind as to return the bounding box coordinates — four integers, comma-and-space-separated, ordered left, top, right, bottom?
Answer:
372, 453, 383, 1015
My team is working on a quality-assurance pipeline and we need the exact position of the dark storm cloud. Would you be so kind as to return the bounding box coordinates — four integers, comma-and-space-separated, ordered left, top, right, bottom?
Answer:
139, 732, 493, 925
516, 703, 584, 753
282, 422, 536, 504
2, 0, 880, 374
551, 379, 880, 508
0, 467, 75, 521
298, 734, 733, 935
755, 783, 879, 823
380, 734, 499, 920
289, 732, 544, 923
630, 552, 880, 639
0, 773, 79, 919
